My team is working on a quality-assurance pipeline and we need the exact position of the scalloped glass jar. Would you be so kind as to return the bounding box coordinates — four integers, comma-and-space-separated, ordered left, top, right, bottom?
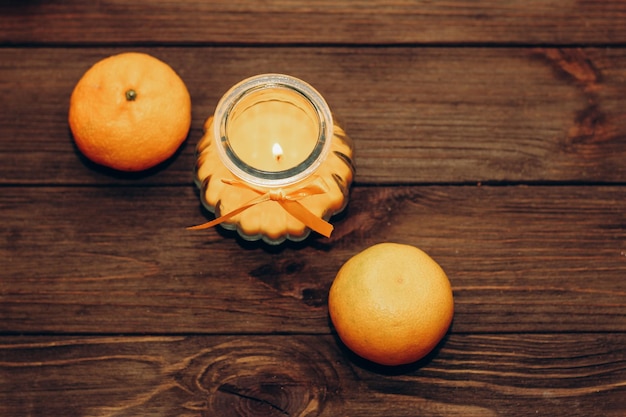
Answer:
194, 74, 354, 244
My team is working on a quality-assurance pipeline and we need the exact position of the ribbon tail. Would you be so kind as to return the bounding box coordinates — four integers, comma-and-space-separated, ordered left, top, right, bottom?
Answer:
187, 195, 269, 231
279, 200, 334, 238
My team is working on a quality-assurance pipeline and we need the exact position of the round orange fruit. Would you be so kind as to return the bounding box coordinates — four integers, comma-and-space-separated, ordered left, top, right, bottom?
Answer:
328, 242, 454, 366
68, 52, 191, 172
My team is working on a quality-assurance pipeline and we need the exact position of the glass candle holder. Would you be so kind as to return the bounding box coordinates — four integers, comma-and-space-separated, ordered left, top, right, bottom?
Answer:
191, 74, 354, 244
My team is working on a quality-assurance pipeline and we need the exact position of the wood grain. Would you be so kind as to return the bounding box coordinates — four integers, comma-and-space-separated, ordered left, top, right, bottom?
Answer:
1, 0, 626, 45
1, 335, 624, 416
1, 2, 625, 414
2, 185, 624, 334
1, 47, 625, 186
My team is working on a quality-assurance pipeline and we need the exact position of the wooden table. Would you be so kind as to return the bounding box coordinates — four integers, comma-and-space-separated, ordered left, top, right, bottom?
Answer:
1, 2, 625, 416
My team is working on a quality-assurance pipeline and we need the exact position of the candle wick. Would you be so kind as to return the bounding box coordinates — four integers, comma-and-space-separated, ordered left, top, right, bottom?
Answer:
272, 142, 283, 163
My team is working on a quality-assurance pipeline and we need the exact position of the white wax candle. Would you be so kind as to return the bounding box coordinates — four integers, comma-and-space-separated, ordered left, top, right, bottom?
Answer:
226, 89, 318, 172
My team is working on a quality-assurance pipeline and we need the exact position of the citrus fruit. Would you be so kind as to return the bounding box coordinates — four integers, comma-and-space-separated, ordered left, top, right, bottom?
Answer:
328, 242, 454, 366
68, 52, 191, 171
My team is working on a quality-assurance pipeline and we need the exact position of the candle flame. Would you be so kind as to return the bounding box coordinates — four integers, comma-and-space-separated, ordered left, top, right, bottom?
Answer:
272, 142, 283, 161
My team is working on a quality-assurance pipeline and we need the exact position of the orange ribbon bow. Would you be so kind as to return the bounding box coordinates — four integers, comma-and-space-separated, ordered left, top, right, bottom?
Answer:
188, 178, 334, 238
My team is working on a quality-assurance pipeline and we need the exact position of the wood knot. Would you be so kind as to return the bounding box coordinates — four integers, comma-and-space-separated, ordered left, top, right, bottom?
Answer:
535, 48, 601, 90
173, 340, 339, 416
249, 259, 329, 307
534, 48, 618, 149
568, 103, 614, 146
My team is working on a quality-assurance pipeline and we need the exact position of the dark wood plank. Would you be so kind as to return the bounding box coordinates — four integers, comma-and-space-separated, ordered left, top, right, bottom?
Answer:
1, 334, 624, 416
2, 185, 624, 334
1, 3, 623, 416
1, 47, 625, 185
1, 1, 626, 45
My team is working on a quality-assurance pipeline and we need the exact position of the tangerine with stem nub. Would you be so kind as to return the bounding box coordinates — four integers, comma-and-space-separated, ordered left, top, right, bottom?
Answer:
68, 52, 191, 172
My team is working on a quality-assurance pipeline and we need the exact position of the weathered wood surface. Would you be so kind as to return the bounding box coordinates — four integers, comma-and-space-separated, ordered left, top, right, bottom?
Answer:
1, 47, 626, 185
1, 1, 625, 416
1, 185, 624, 334
1, 0, 626, 45
1, 334, 625, 417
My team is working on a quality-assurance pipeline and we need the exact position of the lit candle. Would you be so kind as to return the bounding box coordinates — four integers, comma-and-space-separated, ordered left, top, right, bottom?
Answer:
272, 143, 283, 163
226, 91, 318, 173
191, 74, 354, 244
